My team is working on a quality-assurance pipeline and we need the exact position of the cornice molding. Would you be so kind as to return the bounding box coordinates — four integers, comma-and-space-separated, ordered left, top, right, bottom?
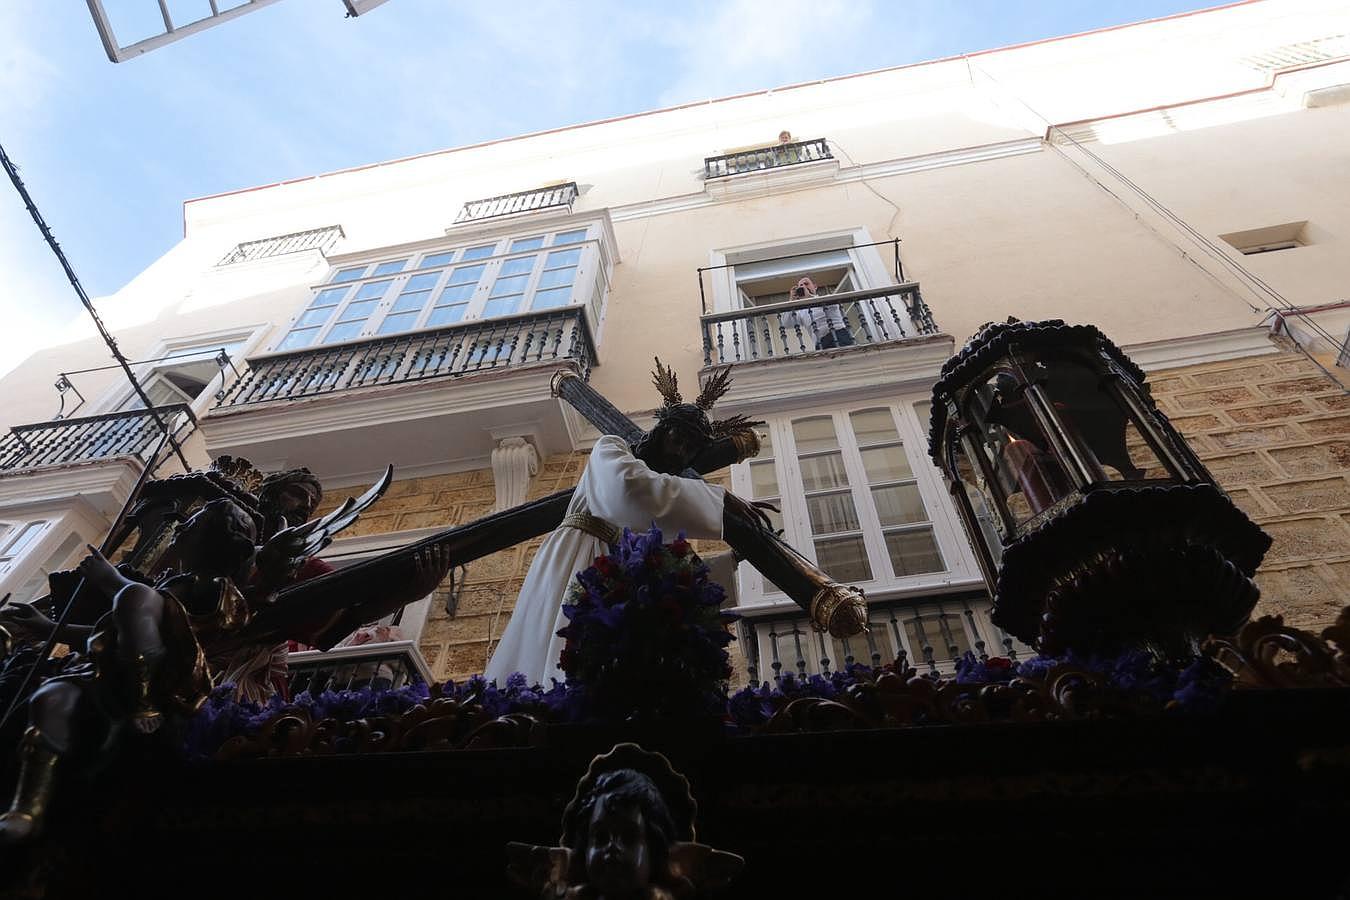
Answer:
0, 458, 143, 518
1121, 326, 1279, 372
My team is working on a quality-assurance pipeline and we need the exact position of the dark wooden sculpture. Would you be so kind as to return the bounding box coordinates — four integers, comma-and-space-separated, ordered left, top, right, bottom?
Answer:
506, 742, 743, 898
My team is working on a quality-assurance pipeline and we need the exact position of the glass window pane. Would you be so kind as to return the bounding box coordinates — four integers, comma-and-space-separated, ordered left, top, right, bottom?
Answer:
391, 291, 430, 313
749, 461, 778, 498
500, 256, 536, 277
461, 244, 495, 261
427, 305, 466, 327
872, 483, 927, 526
449, 263, 486, 285
510, 236, 545, 252
421, 251, 456, 268
338, 299, 379, 321
861, 444, 913, 482
483, 297, 521, 318
806, 491, 861, 534
885, 529, 944, 576
372, 259, 407, 276
354, 280, 393, 300
296, 308, 331, 327
277, 328, 319, 350
760, 427, 774, 457
531, 287, 572, 310
491, 274, 530, 296
814, 536, 872, 582
404, 272, 440, 291
553, 229, 587, 245
792, 416, 839, 452
546, 247, 582, 267
376, 312, 419, 335
439, 283, 477, 303
325, 321, 364, 343
312, 287, 349, 307
537, 267, 575, 290
799, 452, 849, 491
850, 408, 901, 445
331, 267, 365, 283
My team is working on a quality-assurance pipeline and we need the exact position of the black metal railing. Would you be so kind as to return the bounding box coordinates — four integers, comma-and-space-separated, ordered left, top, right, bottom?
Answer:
217, 225, 345, 266
285, 640, 430, 696
0, 405, 194, 473
704, 138, 832, 179
454, 182, 579, 224
738, 594, 1023, 685
701, 283, 938, 366
217, 307, 595, 408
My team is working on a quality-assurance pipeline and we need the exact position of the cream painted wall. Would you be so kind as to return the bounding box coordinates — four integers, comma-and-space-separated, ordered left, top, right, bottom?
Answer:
1, 0, 1347, 433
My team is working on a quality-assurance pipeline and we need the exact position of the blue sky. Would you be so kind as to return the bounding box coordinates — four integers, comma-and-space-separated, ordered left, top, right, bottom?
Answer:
0, 0, 1223, 377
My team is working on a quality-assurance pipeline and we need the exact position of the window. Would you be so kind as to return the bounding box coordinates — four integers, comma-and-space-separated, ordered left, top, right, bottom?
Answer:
0, 521, 49, 577
1219, 221, 1308, 256
119, 343, 244, 411
276, 225, 600, 351
732, 399, 978, 607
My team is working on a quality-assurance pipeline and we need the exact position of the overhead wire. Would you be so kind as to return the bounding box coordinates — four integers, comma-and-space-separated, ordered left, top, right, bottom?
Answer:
963, 56, 1350, 392
0, 141, 192, 468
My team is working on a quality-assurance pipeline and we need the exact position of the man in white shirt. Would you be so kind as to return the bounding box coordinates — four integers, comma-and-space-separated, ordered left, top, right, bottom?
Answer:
778, 276, 855, 350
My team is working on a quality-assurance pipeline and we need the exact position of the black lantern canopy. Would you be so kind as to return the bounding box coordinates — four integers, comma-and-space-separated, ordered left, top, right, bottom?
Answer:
929, 319, 1271, 659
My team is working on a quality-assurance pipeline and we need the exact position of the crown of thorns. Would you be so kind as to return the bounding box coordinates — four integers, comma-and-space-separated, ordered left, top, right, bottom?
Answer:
650, 358, 762, 445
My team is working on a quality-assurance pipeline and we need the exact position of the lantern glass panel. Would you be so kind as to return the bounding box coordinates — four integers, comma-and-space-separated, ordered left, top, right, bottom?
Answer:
953, 450, 1005, 563
1036, 358, 1176, 482
964, 370, 1075, 524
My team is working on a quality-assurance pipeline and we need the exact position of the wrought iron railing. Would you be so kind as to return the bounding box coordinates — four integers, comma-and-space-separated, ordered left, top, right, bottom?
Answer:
216, 307, 595, 408
454, 182, 579, 224
0, 405, 194, 473
285, 640, 432, 696
217, 225, 345, 266
737, 593, 1025, 684
701, 282, 938, 366
704, 138, 832, 179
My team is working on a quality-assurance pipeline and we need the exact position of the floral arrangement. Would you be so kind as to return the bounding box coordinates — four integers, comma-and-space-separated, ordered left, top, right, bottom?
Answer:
556, 524, 738, 720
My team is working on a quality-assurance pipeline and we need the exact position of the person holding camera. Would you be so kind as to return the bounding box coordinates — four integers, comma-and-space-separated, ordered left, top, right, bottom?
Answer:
778, 276, 856, 350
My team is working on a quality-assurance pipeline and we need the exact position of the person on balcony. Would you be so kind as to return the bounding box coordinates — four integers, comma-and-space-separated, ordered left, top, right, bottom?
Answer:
777, 276, 855, 351
485, 360, 769, 687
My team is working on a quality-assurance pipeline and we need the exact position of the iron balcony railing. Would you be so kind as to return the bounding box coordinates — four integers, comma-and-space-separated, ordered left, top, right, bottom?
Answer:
454, 182, 580, 225
217, 306, 596, 408
217, 225, 345, 266
285, 640, 432, 696
738, 593, 1025, 685
701, 282, 938, 366
0, 405, 194, 473
704, 138, 832, 179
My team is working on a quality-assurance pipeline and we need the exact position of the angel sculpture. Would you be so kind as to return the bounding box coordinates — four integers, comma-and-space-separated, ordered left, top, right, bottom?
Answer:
0, 470, 447, 844
507, 742, 743, 898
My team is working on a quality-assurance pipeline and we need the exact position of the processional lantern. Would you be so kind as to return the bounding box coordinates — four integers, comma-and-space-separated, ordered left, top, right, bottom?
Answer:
929, 319, 1272, 658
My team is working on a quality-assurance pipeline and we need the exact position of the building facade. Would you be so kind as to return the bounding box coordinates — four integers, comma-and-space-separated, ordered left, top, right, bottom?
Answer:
2, 0, 1348, 690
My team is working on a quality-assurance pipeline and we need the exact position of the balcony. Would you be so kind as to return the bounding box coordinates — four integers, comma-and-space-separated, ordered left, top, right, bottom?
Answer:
701, 282, 939, 366
285, 640, 431, 695
738, 592, 1028, 683
217, 225, 345, 266
203, 307, 598, 481
454, 182, 579, 225
0, 405, 192, 473
704, 138, 832, 179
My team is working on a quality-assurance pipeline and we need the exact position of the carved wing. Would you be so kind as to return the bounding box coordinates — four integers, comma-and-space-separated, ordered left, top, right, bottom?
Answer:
217, 489, 574, 652
262, 465, 395, 566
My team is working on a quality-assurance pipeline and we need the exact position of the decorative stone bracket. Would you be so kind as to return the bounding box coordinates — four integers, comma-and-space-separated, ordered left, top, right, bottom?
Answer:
490, 436, 539, 513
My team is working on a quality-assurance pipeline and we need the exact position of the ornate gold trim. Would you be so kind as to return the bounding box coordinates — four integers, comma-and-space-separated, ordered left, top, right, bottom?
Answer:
550, 368, 581, 398
560, 512, 621, 545
809, 582, 868, 637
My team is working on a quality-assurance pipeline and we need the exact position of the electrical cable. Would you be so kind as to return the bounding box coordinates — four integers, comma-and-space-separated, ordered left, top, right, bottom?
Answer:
0, 141, 191, 468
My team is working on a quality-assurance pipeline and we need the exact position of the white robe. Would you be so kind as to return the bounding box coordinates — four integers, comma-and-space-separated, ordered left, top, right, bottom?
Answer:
484, 434, 727, 687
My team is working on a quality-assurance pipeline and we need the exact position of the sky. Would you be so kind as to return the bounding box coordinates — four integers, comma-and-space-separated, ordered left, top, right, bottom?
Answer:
0, 0, 1227, 381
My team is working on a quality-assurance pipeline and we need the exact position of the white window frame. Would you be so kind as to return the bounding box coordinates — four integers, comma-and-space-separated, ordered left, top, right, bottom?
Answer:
730, 395, 981, 612
273, 224, 606, 354
100, 326, 267, 420
707, 227, 895, 315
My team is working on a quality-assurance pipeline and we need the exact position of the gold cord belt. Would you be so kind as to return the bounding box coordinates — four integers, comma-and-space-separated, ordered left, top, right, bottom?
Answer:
560, 512, 621, 545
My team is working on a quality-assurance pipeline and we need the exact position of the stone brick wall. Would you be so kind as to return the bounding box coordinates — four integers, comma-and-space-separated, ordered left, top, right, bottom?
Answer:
1149, 345, 1350, 631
